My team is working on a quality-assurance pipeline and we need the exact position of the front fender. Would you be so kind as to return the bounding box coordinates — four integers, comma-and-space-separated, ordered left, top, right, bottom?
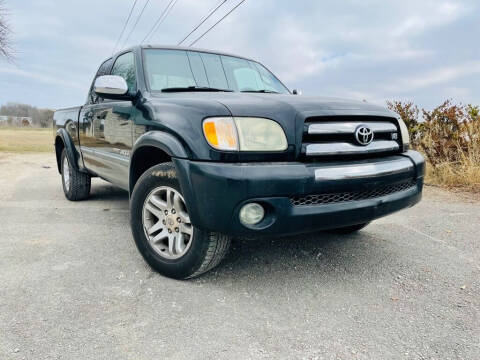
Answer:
131, 131, 189, 158
128, 131, 190, 194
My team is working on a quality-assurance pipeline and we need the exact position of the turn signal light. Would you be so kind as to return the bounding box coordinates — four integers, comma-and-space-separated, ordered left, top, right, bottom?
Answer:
202, 117, 239, 151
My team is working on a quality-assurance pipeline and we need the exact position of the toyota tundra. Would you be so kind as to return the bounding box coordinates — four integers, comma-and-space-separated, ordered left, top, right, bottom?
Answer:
53, 45, 425, 279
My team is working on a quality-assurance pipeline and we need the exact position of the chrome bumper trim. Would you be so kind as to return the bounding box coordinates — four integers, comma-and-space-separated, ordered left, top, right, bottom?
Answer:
314, 157, 414, 181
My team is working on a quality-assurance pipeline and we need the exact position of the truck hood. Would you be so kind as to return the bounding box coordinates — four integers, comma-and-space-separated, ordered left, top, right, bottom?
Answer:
149, 92, 394, 119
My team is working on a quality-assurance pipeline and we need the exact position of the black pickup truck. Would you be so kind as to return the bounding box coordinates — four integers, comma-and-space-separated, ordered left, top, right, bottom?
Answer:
53, 45, 424, 279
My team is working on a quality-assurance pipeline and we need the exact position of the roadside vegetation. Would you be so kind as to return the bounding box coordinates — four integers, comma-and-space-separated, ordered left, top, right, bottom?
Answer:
388, 100, 480, 191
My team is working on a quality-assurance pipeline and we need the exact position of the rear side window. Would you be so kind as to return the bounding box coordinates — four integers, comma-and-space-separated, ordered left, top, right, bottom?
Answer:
87, 58, 113, 104
111, 52, 136, 93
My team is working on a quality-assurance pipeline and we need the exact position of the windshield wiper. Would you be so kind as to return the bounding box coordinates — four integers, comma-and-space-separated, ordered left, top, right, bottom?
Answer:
161, 86, 233, 93
240, 89, 280, 94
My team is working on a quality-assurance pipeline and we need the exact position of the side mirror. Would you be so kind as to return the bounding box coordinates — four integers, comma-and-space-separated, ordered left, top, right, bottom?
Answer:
94, 75, 130, 99
292, 89, 301, 95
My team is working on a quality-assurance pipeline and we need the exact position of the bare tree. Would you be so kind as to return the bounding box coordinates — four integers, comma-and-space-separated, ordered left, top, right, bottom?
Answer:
0, 0, 13, 61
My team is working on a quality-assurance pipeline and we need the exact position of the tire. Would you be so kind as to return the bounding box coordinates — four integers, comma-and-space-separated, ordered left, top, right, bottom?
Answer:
328, 222, 370, 234
130, 162, 231, 279
61, 149, 91, 201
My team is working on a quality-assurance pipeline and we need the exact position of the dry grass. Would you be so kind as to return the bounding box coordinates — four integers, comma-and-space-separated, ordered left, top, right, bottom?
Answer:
421, 124, 480, 191
423, 127, 480, 192
425, 160, 480, 191
0, 127, 52, 152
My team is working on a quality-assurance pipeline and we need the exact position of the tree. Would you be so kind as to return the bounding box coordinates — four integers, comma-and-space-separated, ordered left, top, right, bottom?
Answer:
0, 0, 13, 61
38, 109, 54, 128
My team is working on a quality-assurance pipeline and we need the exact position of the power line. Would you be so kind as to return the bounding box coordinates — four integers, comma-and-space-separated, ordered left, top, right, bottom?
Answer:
121, 0, 151, 49
149, 0, 180, 42
112, 0, 139, 54
189, 0, 246, 47
140, 0, 171, 43
177, 0, 227, 46
141, 0, 180, 44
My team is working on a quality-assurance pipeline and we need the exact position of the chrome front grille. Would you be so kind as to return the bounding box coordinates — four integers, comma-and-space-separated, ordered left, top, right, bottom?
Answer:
290, 179, 417, 206
307, 121, 397, 135
302, 117, 401, 158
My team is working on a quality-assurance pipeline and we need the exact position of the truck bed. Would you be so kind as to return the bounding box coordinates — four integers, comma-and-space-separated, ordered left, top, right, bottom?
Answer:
53, 106, 81, 135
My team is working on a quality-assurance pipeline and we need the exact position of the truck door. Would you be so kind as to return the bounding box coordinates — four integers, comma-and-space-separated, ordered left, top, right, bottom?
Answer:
79, 52, 137, 190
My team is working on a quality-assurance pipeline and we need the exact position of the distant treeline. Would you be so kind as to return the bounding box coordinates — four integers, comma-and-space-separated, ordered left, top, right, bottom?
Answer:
0, 102, 54, 128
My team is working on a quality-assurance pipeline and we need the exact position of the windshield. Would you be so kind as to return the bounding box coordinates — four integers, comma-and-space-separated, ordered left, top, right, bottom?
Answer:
143, 49, 290, 94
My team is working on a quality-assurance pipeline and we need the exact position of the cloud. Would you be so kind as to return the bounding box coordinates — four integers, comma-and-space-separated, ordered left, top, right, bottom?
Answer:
386, 61, 480, 92
0, 66, 85, 90
261, 17, 327, 83
0, 0, 479, 109
391, 1, 463, 36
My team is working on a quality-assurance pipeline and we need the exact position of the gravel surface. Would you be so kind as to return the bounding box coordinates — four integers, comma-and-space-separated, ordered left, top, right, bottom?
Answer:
1, 153, 479, 360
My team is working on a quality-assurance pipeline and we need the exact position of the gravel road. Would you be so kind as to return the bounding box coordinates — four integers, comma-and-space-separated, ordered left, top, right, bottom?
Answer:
1, 153, 479, 360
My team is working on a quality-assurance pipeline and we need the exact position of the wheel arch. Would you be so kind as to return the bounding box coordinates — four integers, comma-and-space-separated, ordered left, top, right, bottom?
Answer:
55, 129, 79, 174
129, 131, 189, 195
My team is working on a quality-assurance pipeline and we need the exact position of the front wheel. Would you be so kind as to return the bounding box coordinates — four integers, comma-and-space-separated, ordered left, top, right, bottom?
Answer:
130, 162, 231, 279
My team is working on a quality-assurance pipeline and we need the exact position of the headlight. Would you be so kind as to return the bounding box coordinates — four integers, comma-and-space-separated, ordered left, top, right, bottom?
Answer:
397, 118, 410, 151
235, 117, 288, 151
203, 117, 287, 152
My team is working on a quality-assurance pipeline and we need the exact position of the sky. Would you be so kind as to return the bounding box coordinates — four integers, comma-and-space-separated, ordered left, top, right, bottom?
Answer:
0, 0, 479, 110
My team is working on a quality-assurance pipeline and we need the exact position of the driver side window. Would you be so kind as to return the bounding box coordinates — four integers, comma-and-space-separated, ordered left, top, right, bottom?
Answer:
111, 52, 136, 94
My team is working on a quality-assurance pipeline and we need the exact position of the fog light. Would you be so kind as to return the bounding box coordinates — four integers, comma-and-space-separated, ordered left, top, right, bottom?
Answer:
239, 203, 265, 225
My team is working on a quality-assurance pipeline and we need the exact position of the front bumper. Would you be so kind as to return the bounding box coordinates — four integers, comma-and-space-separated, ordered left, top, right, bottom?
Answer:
173, 150, 425, 237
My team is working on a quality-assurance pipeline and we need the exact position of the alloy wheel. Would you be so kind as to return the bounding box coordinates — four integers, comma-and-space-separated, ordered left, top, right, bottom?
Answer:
142, 186, 193, 259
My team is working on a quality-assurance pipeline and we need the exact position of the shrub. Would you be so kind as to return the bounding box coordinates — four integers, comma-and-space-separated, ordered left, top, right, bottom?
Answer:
386, 100, 422, 147
387, 99, 480, 191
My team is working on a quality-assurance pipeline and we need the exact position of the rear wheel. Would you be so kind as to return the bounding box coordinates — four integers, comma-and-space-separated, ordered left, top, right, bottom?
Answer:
130, 162, 231, 279
328, 222, 370, 234
61, 149, 91, 201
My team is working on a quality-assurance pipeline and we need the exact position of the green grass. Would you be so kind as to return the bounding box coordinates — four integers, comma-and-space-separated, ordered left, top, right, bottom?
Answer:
0, 127, 52, 152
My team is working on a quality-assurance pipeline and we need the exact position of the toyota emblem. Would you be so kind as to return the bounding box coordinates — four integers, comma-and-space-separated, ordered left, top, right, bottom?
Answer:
355, 125, 374, 146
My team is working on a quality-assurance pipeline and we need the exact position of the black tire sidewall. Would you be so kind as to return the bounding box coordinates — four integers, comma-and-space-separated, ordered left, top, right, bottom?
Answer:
130, 163, 210, 279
